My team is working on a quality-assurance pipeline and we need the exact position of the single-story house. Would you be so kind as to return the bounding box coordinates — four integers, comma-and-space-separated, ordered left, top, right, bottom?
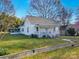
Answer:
9, 16, 60, 38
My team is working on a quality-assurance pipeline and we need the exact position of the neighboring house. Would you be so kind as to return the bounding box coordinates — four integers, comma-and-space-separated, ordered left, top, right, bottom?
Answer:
10, 16, 60, 38
73, 21, 79, 31
66, 21, 79, 35
72, 21, 79, 35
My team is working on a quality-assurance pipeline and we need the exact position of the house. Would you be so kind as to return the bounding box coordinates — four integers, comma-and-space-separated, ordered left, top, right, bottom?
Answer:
72, 21, 79, 35
65, 21, 79, 36
10, 16, 60, 38
73, 21, 79, 30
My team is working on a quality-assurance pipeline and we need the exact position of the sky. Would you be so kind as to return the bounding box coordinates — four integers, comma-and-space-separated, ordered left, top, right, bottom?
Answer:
61, 0, 79, 9
12, 0, 79, 18
12, 0, 30, 18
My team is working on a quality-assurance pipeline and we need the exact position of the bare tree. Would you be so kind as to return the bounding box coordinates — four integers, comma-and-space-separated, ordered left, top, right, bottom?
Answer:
0, 0, 15, 39
75, 8, 79, 21
0, 0, 15, 15
27, 0, 72, 25
58, 7, 73, 25
29, 0, 61, 19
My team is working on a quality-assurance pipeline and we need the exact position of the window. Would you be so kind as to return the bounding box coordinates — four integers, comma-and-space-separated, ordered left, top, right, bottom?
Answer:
36, 27, 39, 32
53, 27, 55, 31
22, 28, 24, 31
16, 28, 20, 32
45, 28, 48, 31
49, 32, 51, 34
27, 27, 29, 33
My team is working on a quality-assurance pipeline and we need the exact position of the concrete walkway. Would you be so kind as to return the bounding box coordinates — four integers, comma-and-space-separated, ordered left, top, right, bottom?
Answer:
62, 39, 79, 43
62, 39, 74, 43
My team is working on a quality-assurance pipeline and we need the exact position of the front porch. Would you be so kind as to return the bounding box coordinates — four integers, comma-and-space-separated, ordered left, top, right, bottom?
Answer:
33, 25, 57, 38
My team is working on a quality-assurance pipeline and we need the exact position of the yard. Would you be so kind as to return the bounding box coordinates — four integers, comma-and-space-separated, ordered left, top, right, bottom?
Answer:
21, 36, 79, 59
0, 34, 79, 59
0, 34, 66, 55
23, 47, 79, 59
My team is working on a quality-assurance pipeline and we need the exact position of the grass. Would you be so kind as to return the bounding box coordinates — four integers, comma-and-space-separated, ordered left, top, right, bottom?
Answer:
0, 34, 65, 54
23, 47, 79, 59
22, 36, 79, 59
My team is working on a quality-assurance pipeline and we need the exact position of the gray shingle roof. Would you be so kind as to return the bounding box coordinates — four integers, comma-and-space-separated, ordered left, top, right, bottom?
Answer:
27, 16, 58, 27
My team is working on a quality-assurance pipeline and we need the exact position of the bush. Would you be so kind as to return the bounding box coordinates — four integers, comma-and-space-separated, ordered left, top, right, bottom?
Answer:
42, 35, 46, 38
0, 48, 9, 56
67, 28, 76, 36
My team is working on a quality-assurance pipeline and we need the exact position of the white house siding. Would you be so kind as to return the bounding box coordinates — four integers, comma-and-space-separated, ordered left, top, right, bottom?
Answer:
20, 23, 60, 38
47, 27, 60, 38
37, 28, 47, 37
33, 26, 60, 38
12, 17, 60, 38
55, 27, 60, 36
20, 18, 36, 35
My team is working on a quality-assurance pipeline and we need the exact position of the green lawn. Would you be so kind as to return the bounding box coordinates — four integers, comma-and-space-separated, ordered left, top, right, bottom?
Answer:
0, 34, 65, 54
23, 47, 79, 59
22, 36, 79, 59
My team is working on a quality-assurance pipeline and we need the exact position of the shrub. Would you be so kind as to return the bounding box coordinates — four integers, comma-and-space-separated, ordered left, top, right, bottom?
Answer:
67, 28, 76, 36
0, 48, 9, 56
42, 35, 46, 38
